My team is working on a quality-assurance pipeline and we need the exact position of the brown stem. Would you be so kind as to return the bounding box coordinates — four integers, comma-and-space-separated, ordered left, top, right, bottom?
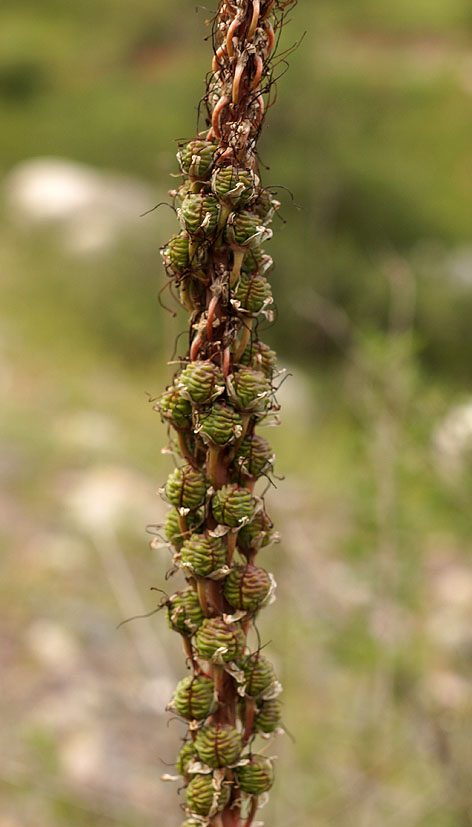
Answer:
247, 0, 260, 39
190, 331, 203, 362
176, 429, 193, 465
226, 531, 237, 566
243, 798, 258, 827
208, 444, 220, 486
182, 636, 197, 671
217, 203, 232, 241
222, 811, 242, 827
223, 345, 231, 378
177, 513, 188, 538
197, 578, 210, 617
213, 663, 225, 702
230, 250, 245, 287
208, 444, 227, 488
243, 696, 256, 743
233, 320, 252, 362
207, 294, 219, 340
207, 579, 224, 615
179, 278, 194, 313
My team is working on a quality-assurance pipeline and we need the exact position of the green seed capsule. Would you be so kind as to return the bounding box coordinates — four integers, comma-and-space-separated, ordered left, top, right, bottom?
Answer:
171, 180, 191, 206
181, 533, 227, 578
167, 589, 205, 636
195, 617, 245, 663
161, 232, 190, 274
181, 821, 205, 827
195, 723, 242, 768
211, 166, 257, 206
254, 698, 282, 733
155, 385, 192, 428
165, 465, 207, 511
224, 564, 272, 612
237, 509, 274, 552
226, 210, 272, 249
242, 654, 277, 698
164, 507, 202, 550
234, 272, 272, 314
179, 193, 220, 237
234, 434, 274, 479
212, 485, 256, 528
252, 189, 281, 224
196, 403, 243, 446
178, 139, 216, 179
228, 367, 271, 413
178, 361, 225, 405
240, 341, 278, 379
241, 246, 273, 276
185, 773, 230, 817
172, 675, 215, 721
236, 754, 274, 794
176, 741, 198, 777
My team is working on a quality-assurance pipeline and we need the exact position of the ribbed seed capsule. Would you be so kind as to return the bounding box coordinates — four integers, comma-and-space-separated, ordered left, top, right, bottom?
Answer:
178, 139, 216, 179
161, 232, 190, 274
176, 741, 198, 777
167, 589, 205, 636
164, 507, 202, 550
236, 755, 274, 794
155, 385, 192, 428
224, 564, 271, 612
252, 190, 281, 224
178, 361, 225, 405
185, 773, 230, 817
234, 272, 272, 314
211, 166, 257, 206
242, 654, 277, 698
254, 698, 282, 733
165, 465, 207, 510
195, 617, 245, 663
240, 340, 278, 378
226, 210, 272, 249
228, 367, 271, 412
212, 485, 256, 528
179, 193, 220, 237
172, 180, 191, 206
181, 533, 227, 578
241, 246, 273, 276
172, 675, 215, 721
196, 403, 243, 446
235, 434, 274, 479
237, 509, 274, 552
195, 723, 242, 768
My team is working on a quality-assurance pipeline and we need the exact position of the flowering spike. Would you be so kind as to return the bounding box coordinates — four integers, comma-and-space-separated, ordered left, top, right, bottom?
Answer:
153, 1, 295, 822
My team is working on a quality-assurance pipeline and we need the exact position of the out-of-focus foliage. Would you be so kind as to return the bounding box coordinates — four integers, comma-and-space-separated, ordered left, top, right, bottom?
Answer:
2, 1, 472, 826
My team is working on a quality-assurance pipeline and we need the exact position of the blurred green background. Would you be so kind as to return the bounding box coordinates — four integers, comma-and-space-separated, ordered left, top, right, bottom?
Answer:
2, 1, 472, 825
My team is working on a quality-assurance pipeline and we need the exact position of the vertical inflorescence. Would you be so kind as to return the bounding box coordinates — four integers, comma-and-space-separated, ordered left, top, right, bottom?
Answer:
154, 2, 295, 825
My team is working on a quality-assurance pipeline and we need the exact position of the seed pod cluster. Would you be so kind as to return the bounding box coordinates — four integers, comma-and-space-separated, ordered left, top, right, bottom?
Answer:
155, 1, 294, 823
